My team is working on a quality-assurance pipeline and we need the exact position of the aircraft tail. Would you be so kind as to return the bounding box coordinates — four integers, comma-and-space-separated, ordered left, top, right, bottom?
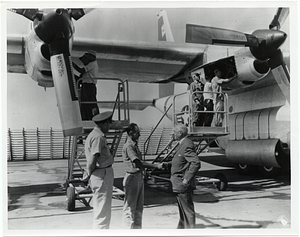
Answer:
157, 10, 174, 42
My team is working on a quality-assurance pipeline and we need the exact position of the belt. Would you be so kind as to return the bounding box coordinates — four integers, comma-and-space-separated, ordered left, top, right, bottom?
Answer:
95, 165, 112, 169
126, 171, 141, 174
205, 99, 213, 102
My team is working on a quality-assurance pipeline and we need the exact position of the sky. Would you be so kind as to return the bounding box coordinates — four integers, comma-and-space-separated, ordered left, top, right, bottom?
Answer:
2, 2, 295, 131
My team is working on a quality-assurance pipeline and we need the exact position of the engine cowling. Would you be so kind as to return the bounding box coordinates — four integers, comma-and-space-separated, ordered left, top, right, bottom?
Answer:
25, 30, 54, 87
225, 139, 289, 168
225, 53, 270, 90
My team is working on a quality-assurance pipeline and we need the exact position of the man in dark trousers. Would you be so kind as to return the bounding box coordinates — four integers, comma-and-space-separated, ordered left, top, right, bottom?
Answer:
73, 50, 99, 120
163, 124, 201, 228
190, 73, 205, 126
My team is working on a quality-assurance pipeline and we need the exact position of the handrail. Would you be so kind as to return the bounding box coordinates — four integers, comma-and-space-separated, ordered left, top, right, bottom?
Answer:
189, 90, 229, 132
172, 91, 188, 126
143, 103, 173, 159
76, 77, 130, 122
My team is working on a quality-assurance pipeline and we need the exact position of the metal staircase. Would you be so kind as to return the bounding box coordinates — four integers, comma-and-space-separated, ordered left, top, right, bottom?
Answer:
65, 78, 130, 211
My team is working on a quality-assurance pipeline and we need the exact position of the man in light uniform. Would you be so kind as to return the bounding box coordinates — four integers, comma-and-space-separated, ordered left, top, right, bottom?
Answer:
84, 111, 114, 229
211, 69, 236, 126
203, 76, 214, 126
73, 50, 99, 120
122, 123, 163, 228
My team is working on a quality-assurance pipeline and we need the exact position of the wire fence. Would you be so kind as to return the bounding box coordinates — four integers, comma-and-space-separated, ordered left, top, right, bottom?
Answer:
7, 126, 173, 161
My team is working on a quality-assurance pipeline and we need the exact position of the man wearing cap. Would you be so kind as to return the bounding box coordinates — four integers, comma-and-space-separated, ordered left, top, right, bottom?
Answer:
73, 50, 99, 120
211, 69, 236, 126
84, 111, 114, 229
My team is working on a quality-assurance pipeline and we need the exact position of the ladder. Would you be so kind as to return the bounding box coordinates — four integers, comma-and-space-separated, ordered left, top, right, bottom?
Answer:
65, 78, 130, 211
66, 124, 127, 211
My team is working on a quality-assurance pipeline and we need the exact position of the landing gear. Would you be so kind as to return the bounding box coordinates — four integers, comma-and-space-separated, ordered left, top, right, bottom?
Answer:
260, 166, 281, 178
235, 164, 257, 175
67, 186, 76, 211
235, 163, 282, 178
214, 173, 228, 191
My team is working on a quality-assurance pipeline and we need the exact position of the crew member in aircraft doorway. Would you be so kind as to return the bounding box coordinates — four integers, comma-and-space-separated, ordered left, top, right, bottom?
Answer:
73, 50, 100, 120
203, 76, 214, 126
190, 73, 205, 126
211, 69, 236, 126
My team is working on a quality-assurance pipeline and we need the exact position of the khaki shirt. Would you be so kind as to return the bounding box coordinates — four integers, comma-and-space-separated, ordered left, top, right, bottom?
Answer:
82, 60, 98, 84
122, 137, 142, 173
85, 126, 114, 169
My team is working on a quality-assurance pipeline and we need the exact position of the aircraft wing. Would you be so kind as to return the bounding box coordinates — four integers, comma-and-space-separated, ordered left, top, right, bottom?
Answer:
7, 36, 203, 83
67, 39, 204, 83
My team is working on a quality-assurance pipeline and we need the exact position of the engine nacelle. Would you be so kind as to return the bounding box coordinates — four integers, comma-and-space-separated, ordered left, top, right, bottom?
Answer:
225, 53, 270, 90
225, 139, 289, 168
25, 30, 54, 87
24, 12, 75, 88
191, 48, 271, 91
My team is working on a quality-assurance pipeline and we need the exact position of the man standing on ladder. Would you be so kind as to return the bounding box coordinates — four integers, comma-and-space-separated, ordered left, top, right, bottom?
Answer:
73, 50, 100, 120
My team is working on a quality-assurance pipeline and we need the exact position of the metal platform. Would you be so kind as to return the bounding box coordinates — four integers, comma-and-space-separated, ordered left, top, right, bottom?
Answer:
144, 90, 230, 192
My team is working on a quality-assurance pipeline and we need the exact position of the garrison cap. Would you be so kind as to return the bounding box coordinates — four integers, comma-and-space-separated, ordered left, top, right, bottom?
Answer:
92, 111, 113, 123
87, 50, 97, 57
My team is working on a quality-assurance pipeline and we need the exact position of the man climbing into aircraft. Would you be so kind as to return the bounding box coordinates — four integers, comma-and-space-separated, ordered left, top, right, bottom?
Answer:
73, 50, 100, 120
190, 73, 205, 126
211, 69, 236, 126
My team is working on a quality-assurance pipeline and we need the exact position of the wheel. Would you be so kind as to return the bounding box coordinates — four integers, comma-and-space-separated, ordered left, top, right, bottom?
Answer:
214, 173, 228, 191
67, 186, 76, 211
235, 164, 257, 175
260, 166, 281, 178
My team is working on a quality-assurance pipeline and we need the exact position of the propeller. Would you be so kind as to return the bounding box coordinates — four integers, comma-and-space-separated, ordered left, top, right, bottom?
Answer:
9, 8, 93, 21
186, 7, 290, 103
8, 8, 39, 21
10, 8, 94, 136
269, 8, 289, 30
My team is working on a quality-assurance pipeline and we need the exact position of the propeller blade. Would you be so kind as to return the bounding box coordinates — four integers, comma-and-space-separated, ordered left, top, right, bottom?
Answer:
69, 8, 94, 20
49, 37, 83, 136
268, 50, 290, 103
269, 8, 289, 30
8, 8, 39, 21
186, 24, 259, 47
